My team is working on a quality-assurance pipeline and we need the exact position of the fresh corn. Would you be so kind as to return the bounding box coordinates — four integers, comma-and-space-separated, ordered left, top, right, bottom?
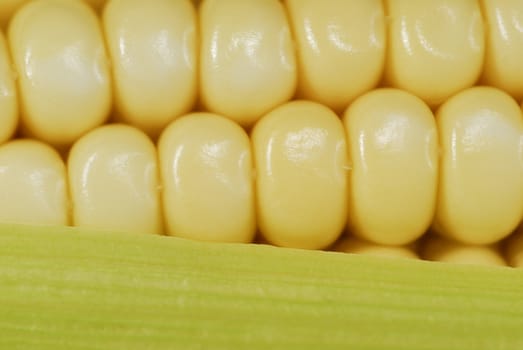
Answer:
158, 112, 255, 242
252, 100, 347, 249
200, 0, 296, 127
480, 0, 523, 100
0, 0, 522, 348
68, 124, 162, 234
0, 139, 68, 226
332, 235, 419, 260
420, 234, 507, 266
103, 0, 197, 138
8, 0, 111, 147
384, 0, 485, 107
285, 0, 386, 114
343, 88, 438, 245
433, 87, 523, 245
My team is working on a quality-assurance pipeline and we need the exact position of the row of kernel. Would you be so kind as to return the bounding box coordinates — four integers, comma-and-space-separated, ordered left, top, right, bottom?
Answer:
289, 0, 523, 108
0, 0, 522, 148
332, 231, 523, 269
0, 87, 521, 255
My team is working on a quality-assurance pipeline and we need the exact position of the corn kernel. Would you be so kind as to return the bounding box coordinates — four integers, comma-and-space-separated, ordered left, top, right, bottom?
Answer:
252, 100, 348, 249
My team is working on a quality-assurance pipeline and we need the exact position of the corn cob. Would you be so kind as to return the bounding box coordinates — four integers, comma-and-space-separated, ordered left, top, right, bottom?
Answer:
0, 0, 521, 348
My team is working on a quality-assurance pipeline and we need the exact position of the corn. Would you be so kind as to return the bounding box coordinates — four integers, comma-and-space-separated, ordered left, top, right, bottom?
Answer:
252, 100, 347, 249
200, 0, 296, 127
103, 0, 197, 138
0, 139, 68, 226
480, 0, 523, 101
285, 0, 386, 114
8, 0, 111, 147
343, 89, 438, 245
0, 0, 107, 28
68, 124, 162, 234
332, 236, 419, 260
434, 87, 523, 244
0, 0, 522, 348
158, 112, 255, 242
384, 0, 484, 107
421, 234, 507, 266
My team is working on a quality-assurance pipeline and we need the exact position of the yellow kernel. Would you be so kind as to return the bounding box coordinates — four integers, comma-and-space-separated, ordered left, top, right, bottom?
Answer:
433, 87, 523, 244
384, 0, 484, 107
343, 88, 438, 245
332, 236, 419, 260
103, 0, 197, 138
8, 0, 111, 147
158, 113, 256, 243
0, 139, 69, 226
421, 235, 506, 267
285, 0, 385, 113
480, 0, 523, 101
252, 100, 348, 249
199, 0, 296, 127
68, 124, 162, 234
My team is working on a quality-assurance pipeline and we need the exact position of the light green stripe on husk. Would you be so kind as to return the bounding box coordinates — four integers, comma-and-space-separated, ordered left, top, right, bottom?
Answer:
0, 223, 521, 349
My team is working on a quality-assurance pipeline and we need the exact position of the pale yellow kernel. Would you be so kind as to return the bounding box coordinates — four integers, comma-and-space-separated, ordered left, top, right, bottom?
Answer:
0, 139, 69, 226
8, 0, 111, 147
384, 0, 484, 107
68, 124, 162, 234
421, 235, 506, 267
434, 87, 523, 244
343, 88, 438, 245
200, 0, 296, 127
252, 100, 348, 250
480, 0, 523, 101
103, 0, 197, 138
158, 113, 255, 243
333, 236, 418, 260
285, 0, 385, 113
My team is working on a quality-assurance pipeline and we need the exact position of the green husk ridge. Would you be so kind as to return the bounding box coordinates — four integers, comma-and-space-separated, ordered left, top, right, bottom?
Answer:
0, 223, 522, 349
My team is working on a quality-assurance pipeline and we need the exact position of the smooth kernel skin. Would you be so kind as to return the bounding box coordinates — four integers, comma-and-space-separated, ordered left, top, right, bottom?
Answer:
285, 0, 385, 114
385, 0, 484, 107
333, 236, 418, 260
158, 113, 255, 243
421, 235, 506, 267
0, 31, 18, 145
0, 139, 68, 226
8, 0, 111, 147
252, 100, 348, 250
68, 124, 162, 234
343, 89, 438, 246
480, 0, 523, 101
200, 0, 296, 127
0, 0, 106, 27
103, 0, 197, 138
434, 87, 523, 245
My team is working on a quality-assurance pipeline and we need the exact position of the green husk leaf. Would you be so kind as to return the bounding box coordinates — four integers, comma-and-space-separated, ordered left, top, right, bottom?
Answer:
0, 223, 522, 349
